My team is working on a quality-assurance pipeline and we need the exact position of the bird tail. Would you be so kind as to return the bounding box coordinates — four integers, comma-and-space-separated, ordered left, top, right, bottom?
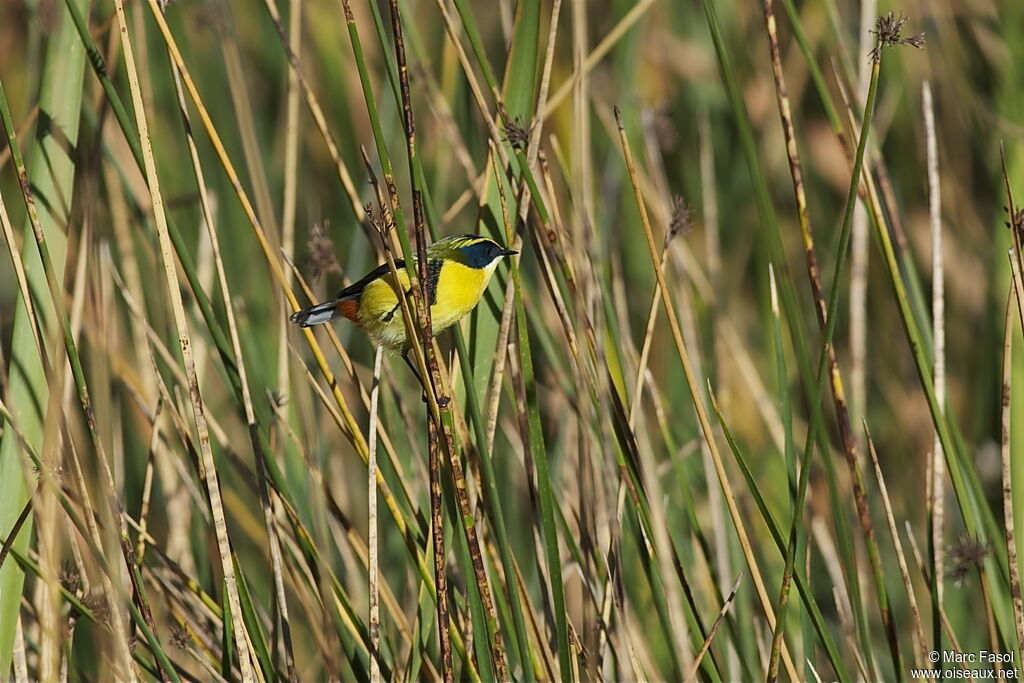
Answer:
290, 300, 342, 327
290, 297, 360, 328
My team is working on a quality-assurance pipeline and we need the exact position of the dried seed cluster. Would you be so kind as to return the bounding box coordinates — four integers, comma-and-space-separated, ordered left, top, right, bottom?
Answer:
870, 12, 926, 62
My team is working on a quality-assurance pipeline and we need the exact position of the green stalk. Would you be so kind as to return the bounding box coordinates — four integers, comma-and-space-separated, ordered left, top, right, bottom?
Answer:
0, 0, 90, 670
65, 6, 440, 630
780, 0, 1015, 649
709, 390, 850, 683
62, 0, 245, 417
695, 6, 867, 656
766, 266, 796, 681
348, 3, 537, 677
786, 38, 907, 678
503, 0, 541, 120
510, 259, 572, 680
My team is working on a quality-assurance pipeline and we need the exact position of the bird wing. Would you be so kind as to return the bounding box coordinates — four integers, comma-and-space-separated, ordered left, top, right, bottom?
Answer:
334, 259, 407, 300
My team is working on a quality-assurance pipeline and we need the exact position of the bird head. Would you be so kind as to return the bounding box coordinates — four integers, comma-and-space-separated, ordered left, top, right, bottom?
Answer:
431, 234, 517, 269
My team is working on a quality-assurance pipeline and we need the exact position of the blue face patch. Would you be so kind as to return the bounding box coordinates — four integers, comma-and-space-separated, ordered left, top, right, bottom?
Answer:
458, 241, 500, 268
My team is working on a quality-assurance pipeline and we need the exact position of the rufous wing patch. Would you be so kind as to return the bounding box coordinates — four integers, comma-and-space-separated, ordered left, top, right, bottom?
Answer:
336, 298, 362, 326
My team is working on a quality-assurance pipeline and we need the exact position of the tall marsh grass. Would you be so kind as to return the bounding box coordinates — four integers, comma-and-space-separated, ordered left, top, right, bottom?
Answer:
1, 0, 1023, 681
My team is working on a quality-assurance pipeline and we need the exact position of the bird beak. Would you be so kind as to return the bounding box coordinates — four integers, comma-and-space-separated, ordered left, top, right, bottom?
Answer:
500, 248, 518, 256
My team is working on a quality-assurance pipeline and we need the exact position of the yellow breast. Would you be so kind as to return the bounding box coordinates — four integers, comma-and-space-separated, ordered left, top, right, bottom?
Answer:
430, 261, 489, 332
355, 260, 495, 350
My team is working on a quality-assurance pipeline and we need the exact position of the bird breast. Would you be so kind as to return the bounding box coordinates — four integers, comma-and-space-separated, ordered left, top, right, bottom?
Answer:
430, 260, 491, 331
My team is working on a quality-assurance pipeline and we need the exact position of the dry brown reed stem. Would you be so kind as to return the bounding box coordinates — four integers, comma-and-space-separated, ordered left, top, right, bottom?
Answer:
760, 2, 872, 678
368, 346, 383, 683
12, 617, 27, 683
277, 0, 301, 418
923, 81, 946, 613
615, 107, 799, 681
760, 0, 859, 464
850, 0, 876, 431
163, 12, 297, 673
628, 231, 669, 430
1007, 258, 1024, 661
0, 193, 45, 366
864, 426, 927, 669
384, 2, 508, 677
683, 573, 742, 683
261, 0, 365, 224
1002, 145, 1024, 324
425, 425, 454, 680
136, 397, 162, 562
112, 1, 256, 676
569, 0, 591, 235
144, 0, 372, 473
544, 0, 656, 117
484, 144, 525, 457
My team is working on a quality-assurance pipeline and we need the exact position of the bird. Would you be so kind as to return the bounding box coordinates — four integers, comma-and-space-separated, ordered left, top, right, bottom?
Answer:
290, 233, 516, 363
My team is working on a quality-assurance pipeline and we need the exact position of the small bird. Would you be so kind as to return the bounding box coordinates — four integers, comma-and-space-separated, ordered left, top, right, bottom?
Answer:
290, 233, 516, 356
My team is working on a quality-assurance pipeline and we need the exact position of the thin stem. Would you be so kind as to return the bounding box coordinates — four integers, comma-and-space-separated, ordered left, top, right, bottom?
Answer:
616, 106, 799, 681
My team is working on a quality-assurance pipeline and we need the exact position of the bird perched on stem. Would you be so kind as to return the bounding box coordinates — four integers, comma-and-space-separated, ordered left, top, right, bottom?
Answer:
290, 233, 516, 374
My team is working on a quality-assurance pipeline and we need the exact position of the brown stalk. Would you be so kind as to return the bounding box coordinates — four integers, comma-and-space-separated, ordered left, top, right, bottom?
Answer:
864, 425, 928, 668
683, 573, 743, 683
261, 0, 366, 225
923, 80, 947, 625
760, 4, 890, 679
385, 3, 507, 679
760, 0, 859, 475
2, 76, 155, 681
112, 1, 255, 676
163, 8, 297, 673
1001, 145, 1024, 319
1006, 258, 1024, 661
615, 107, 799, 681
369, 348, 383, 683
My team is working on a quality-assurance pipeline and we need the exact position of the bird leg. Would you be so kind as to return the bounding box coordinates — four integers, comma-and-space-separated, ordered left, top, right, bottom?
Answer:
401, 349, 450, 408
401, 349, 428, 403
